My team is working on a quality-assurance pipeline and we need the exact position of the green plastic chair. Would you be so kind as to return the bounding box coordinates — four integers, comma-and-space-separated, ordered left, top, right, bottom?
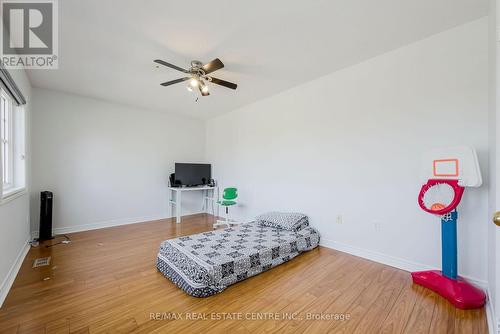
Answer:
214, 187, 239, 228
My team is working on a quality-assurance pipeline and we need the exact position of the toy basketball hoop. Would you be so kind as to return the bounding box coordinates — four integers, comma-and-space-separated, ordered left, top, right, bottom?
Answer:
412, 146, 485, 309
420, 146, 482, 187
418, 179, 464, 215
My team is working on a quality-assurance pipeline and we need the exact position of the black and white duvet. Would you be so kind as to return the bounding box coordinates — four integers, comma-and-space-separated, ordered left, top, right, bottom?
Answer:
156, 222, 320, 297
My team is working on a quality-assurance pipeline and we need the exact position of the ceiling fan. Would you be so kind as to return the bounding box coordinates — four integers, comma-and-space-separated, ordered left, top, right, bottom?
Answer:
154, 58, 237, 96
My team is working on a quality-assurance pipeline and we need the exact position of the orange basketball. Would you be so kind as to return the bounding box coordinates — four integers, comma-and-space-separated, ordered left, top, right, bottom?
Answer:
431, 203, 446, 211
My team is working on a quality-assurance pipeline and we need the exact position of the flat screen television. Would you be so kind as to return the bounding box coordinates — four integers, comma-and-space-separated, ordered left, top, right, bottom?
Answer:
174, 163, 211, 187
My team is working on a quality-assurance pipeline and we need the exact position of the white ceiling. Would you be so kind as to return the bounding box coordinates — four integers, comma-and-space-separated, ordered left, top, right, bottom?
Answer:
27, 0, 488, 120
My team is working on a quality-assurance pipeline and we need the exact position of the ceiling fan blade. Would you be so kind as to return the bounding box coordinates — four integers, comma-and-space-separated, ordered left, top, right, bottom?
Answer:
160, 77, 190, 86
154, 59, 189, 73
202, 58, 224, 74
208, 77, 237, 90
198, 85, 210, 96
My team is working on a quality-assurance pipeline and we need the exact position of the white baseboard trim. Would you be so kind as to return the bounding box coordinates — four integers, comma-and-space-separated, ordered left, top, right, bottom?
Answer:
485, 287, 498, 334
320, 238, 487, 288
320, 238, 498, 331
0, 237, 30, 308
320, 239, 497, 331
31, 211, 208, 238
53, 214, 170, 235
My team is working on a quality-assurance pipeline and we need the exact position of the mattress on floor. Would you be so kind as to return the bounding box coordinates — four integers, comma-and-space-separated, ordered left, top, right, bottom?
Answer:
156, 222, 320, 297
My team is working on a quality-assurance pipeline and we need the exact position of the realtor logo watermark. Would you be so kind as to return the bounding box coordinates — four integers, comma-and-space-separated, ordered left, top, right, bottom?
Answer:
1, 0, 58, 69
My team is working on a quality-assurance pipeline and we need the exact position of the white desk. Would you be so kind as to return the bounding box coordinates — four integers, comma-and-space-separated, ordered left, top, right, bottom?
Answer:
169, 186, 218, 223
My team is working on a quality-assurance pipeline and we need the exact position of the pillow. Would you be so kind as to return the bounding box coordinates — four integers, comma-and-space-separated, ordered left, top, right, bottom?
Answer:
256, 212, 309, 231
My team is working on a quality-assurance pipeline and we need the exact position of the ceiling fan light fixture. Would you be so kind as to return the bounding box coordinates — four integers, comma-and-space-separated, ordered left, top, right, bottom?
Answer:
189, 78, 199, 87
155, 58, 237, 96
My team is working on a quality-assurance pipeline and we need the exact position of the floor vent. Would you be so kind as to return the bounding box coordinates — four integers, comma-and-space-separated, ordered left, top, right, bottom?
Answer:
33, 257, 51, 268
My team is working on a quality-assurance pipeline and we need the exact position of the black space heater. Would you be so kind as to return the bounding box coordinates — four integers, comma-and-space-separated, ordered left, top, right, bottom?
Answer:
39, 191, 53, 241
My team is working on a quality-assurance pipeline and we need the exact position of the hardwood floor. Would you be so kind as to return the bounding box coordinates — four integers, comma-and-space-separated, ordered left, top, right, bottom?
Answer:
0, 214, 487, 333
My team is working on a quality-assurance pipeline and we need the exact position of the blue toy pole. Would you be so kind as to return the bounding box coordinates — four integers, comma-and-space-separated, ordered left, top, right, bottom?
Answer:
441, 209, 458, 279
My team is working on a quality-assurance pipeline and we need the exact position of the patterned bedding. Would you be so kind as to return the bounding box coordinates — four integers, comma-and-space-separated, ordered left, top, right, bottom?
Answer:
256, 211, 309, 231
156, 222, 320, 297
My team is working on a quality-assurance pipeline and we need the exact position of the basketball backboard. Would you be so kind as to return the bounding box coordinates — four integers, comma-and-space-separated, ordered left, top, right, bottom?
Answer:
422, 146, 482, 187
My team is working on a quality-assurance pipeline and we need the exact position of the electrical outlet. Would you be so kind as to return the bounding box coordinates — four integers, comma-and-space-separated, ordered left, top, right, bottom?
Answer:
374, 222, 382, 232
336, 215, 343, 224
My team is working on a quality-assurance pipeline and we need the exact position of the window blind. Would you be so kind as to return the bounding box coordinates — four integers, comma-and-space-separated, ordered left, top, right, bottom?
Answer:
0, 65, 26, 106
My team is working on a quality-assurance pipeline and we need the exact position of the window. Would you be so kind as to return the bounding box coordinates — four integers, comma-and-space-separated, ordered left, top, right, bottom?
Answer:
1, 93, 13, 191
0, 89, 25, 199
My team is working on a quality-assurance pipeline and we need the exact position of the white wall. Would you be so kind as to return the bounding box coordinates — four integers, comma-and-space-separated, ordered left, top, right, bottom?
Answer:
0, 68, 32, 304
488, 0, 500, 329
206, 19, 489, 282
31, 89, 206, 233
